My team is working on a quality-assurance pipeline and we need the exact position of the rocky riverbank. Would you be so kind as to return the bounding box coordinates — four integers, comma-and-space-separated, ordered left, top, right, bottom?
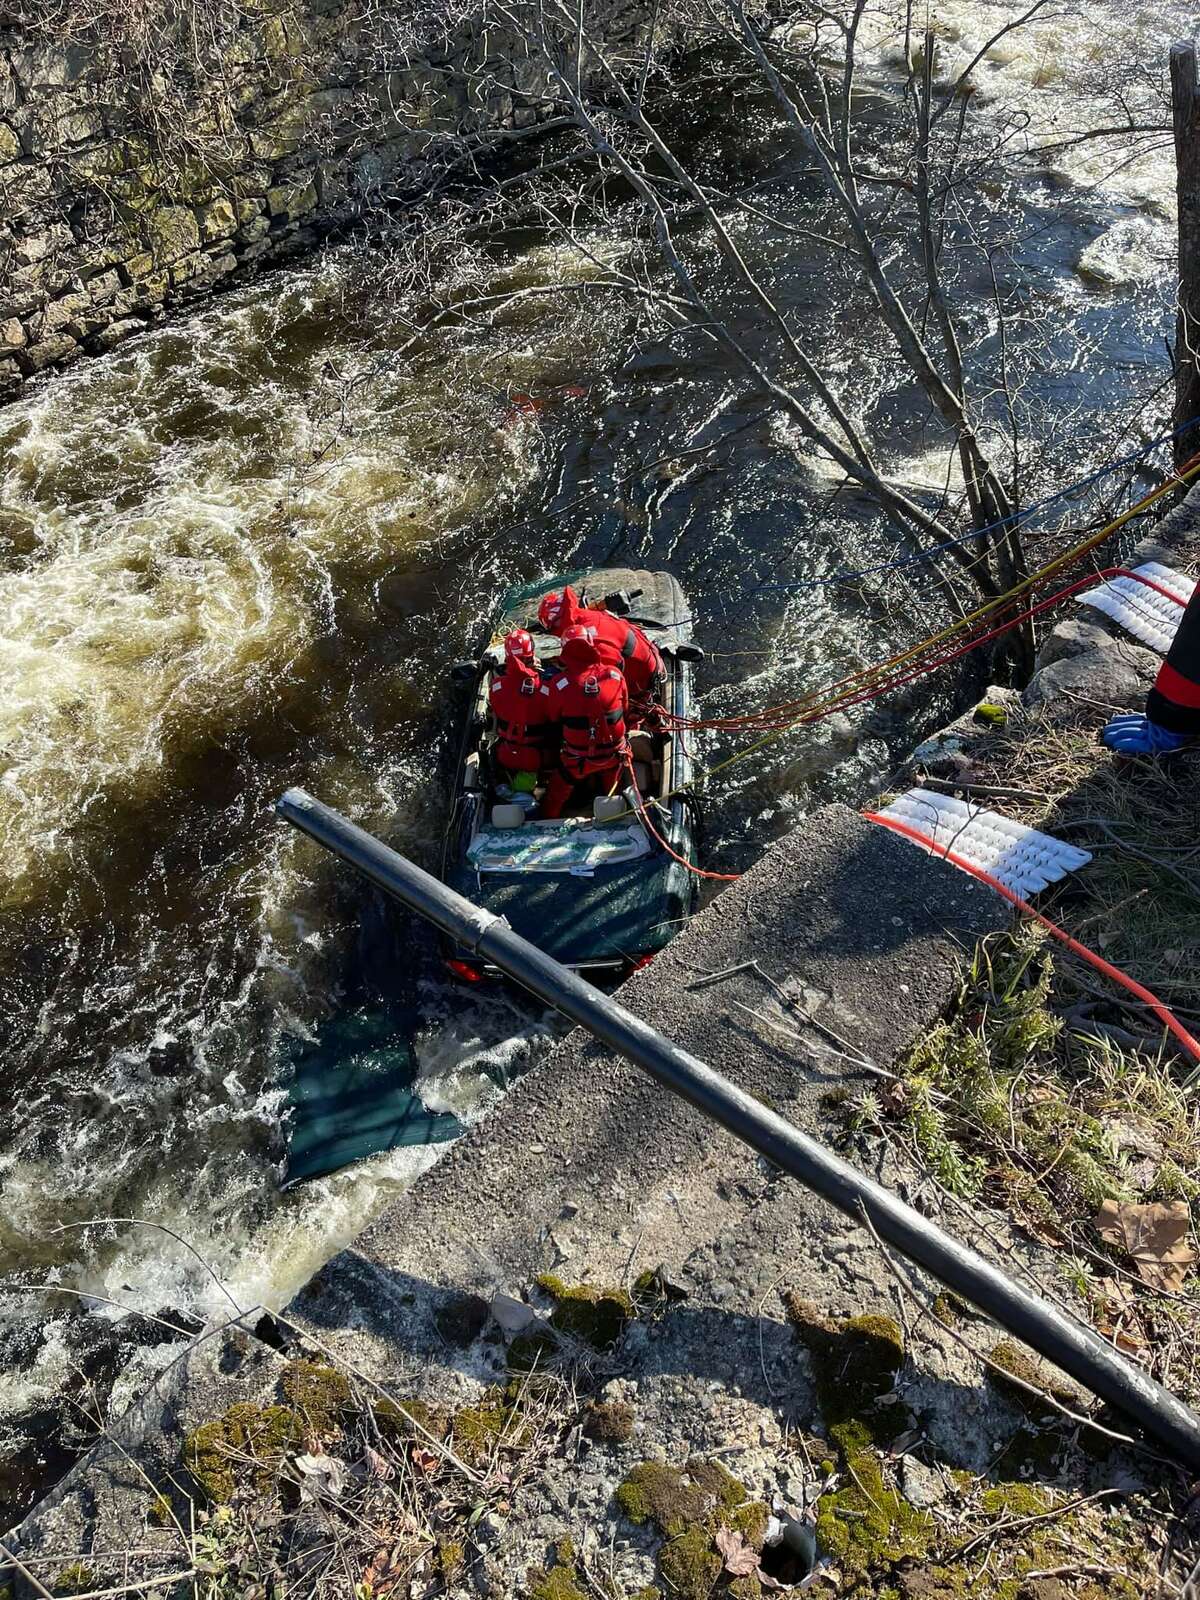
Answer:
0, 0, 647, 393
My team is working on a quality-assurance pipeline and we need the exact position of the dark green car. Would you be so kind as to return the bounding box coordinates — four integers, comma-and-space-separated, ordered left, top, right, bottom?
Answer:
441, 567, 702, 974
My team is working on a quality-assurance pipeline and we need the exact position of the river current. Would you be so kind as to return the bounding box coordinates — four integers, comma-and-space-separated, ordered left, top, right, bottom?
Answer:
0, 0, 1188, 1516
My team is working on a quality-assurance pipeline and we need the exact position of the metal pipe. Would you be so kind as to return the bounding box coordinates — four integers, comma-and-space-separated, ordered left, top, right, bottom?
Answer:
277, 786, 1200, 1470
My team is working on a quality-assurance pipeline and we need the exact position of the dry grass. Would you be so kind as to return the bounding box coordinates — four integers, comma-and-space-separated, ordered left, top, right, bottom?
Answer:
859, 702, 1200, 1403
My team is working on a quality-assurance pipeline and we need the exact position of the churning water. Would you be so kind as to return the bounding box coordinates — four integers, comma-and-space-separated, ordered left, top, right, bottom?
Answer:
0, 0, 1188, 1516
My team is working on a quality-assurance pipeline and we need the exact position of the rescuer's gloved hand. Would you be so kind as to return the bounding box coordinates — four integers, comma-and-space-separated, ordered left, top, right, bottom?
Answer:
1100, 713, 1190, 755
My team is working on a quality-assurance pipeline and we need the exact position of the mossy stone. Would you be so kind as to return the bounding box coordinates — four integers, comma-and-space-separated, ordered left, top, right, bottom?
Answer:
813, 1421, 934, 1583
54, 1566, 97, 1597
686, 1456, 747, 1510
184, 1402, 303, 1503
724, 1499, 770, 1548
281, 1359, 351, 1428
536, 1273, 634, 1349
526, 1564, 589, 1600
615, 1461, 710, 1535
452, 1392, 521, 1463
980, 1483, 1050, 1518
785, 1296, 905, 1443
658, 1525, 722, 1600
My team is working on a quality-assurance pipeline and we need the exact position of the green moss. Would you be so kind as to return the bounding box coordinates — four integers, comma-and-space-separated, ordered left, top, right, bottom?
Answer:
373, 1396, 447, 1442
616, 1461, 710, 1535
54, 1566, 97, 1597
974, 701, 1009, 726
631, 1267, 688, 1307
584, 1398, 636, 1443
686, 1456, 746, 1510
979, 1484, 1050, 1518
281, 1359, 351, 1427
184, 1402, 303, 1503
932, 1293, 969, 1327
785, 1297, 906, 1443
508, 1329, 560, 1373
536, 1274, 633, 1349
555, 1536, 576, 1566
527, 1566, 589, 1600
813, 1421, 934, 1582
452, 1392, 522, 1463
437, 1538, 465, 1579
658, 1525, 722, 1600
724, 1499, 770, 1548
147, 1492, 173, 1525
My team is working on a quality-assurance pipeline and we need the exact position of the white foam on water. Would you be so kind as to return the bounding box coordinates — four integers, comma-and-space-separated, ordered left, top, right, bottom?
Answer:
0, 236, 615, 1458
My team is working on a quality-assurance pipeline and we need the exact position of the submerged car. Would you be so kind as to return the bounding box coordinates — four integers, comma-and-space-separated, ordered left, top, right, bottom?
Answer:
441, 567, 703, 974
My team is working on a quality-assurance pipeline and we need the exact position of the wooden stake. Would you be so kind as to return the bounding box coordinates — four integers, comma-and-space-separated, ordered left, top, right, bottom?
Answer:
1172, 41, 1200, 467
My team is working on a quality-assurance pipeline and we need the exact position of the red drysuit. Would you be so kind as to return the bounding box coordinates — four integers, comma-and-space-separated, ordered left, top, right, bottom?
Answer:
539, 628, 630, 818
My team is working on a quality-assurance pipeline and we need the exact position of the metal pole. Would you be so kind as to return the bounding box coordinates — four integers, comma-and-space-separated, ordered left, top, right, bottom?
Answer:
277, 786, 1200, 1470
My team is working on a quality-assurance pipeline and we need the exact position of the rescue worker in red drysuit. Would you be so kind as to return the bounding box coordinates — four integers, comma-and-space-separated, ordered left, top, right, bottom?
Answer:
540, 624, 630, 820
487, 628, 555, 777
538, 585, 665, 726
1101, 583, 1200, 754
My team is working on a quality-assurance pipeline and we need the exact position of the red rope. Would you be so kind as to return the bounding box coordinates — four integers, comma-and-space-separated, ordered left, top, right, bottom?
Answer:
647, 565, 1190, 887
864, 812, 1200, 1066
660, 565, 1189, 737
623, 754, 742, 881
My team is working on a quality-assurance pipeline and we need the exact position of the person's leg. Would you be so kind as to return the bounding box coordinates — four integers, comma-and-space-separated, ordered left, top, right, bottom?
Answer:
540, 768, 575, 819
1102, 582, 1200, 753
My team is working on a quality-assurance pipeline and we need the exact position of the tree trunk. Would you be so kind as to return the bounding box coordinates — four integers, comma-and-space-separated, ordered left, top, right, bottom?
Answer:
1172, 41, 1200, 468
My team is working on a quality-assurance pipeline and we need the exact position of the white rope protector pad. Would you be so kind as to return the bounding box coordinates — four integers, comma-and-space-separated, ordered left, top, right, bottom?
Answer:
1075, 562, 1196, 655
880, 788, 1091, 896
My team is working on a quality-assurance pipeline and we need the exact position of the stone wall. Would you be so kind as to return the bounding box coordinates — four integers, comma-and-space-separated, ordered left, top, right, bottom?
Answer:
0, 0, 633, 396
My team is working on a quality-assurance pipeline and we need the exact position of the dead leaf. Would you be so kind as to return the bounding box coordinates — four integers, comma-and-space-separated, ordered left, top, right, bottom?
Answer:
410, 1447, 442, 1475
364, 1445, 395, 1480
715, 1527, 761, 1578
293, 1452, 346, 1503
1094, 1200, 1197, 1292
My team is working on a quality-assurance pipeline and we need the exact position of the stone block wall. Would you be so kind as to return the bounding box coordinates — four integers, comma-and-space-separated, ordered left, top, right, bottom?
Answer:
0, 0, 643, 397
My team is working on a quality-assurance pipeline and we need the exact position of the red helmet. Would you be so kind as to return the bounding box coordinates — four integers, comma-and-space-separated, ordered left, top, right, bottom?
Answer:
560, 622, 600, 665
537, 584, 580, 634
504, 628, 534, 660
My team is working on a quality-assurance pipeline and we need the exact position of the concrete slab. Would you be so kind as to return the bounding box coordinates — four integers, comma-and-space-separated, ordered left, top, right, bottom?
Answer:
287, 803, 1005, 1400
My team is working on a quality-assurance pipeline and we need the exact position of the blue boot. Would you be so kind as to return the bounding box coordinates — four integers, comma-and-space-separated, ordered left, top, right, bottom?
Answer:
1100, 714, 1190, 755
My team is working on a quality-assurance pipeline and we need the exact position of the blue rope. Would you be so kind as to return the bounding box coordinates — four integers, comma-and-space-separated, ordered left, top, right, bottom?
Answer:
757, 415, 1200, 595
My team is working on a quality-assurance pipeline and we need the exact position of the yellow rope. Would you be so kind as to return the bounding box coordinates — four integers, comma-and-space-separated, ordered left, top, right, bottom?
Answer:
699, 454, 1200, 782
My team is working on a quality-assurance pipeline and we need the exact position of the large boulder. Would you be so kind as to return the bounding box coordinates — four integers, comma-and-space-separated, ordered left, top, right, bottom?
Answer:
1022, 639, 1160, 714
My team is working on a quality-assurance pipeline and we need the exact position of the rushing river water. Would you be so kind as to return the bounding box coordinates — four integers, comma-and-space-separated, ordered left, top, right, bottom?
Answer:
0, 0, 1188, 1520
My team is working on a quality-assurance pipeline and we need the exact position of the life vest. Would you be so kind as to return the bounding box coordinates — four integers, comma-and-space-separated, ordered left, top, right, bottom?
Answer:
538, 586, 663, 701
549, 661, 629, 778
574, 604, 664, 701
488, 659, 554, 772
